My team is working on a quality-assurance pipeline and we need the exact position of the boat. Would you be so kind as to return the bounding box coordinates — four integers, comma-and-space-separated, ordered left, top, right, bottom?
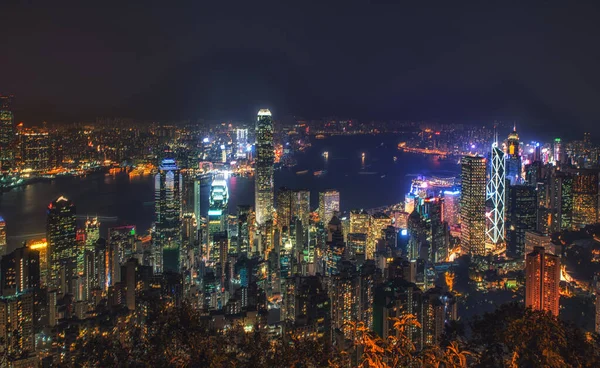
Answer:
315, 134, 326, 139
322, 151, 329, 159
313, 170, 327, 177
393, 156, 398, 162
362, 152, 366, 158
296, 170, 309, 175
381, 174, 386, 178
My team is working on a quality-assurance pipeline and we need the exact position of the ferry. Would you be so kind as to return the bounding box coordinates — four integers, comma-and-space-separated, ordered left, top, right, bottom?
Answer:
296, 170, 309, 175
315, 134, 326, 140
322, 151, 329, 159
313, 170, 327, 177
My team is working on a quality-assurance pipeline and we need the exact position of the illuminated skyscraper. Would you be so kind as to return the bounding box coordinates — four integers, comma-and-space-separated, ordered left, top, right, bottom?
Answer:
84, 217, 100, 250
1, 246, 40, 296
154, 158, 182, 273
505, 126, 521, 185
208, 176, 228, 261
572, 169, 599, 229
47, 196, 77, 294
350, 209, 371, 235
255, 109, 275, 225
0, 217, 6, 257
0, 95, 15, 167
368, 213, 391, 259
486, 140, 505, 245
0, 291, 35, 357
549, 170, 573, 232
460, 156, 487, 255
442, 190, 460, 227
319, 190, 340, 225
236, 128, 249, 158
294, 189, 311, 227
19, 126, 50, 172
553, 138, 562, 164
506, 185, 537, 258
525, 246, 560, 316
276, 187, 294, 230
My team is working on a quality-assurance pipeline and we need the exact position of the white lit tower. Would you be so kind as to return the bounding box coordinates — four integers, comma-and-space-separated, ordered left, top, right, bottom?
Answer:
154, 158, 182, 273
486, 132, 505, 245
255, 109, 274, 226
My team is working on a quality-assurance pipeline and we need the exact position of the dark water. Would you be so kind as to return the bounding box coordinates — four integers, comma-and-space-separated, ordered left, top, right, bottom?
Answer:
0, 134, 459, 249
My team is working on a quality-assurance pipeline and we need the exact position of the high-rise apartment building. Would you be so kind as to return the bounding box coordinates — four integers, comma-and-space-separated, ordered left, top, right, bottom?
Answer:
47, 196, 77, 295
460, 156, 487, 255
525, 246, 560, 316
154, 158, 182, 273
255, 109, 274, 225
0, 246, 40, 296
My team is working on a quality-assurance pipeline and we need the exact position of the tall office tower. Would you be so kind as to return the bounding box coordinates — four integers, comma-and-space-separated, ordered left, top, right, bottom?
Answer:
505, 126, 522, 185
572, 169, 599, 229
237, 205, 251, 256
0, 95, 15, 167
427, 198, 447, 263
525, 246, 560, 316
182, 173, 197, 216
19, 126, 50, 172
350, 209, 371, 235
208, 176, 228, 260
194, 177, 201, 233
276, 187, 294, 230
319, 190, 340, 225
47, 196, 77, 295
213, 231, 228, 284
1, 246, 40, 296
442, 190, 460, 227
0, 216, 6, 257
549, 170, 573, 232
27, 239, 48, 287
255, 109, 275, 225
486, 140, 505, 245
525, 161, 543, 186
107, 226, 136, 285
368, 213, 392, 259
505, 185, 538, 258
408, 210, 427, 260
154, 158, 182, 273
524, 230, 551, 255
294, 189, 311, 227
85, 217, 100, 250
236, 128, 249, 158
422, 288, 457, 347
553, 138, 562, 164
460, 156, 487, 255
0, 291, 35, 358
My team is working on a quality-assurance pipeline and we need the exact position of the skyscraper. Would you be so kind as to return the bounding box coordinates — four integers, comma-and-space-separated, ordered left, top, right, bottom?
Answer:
208, 176, 228, 261
47, 196, 77, 294
154, 158, 182, 273
0, 95, 15, 167
442, 190, 460, 227
0, 216, 6, 257
276, 187, 294, 230
505, 126, 522, 185
525, 246, 560, 316
506, 185, 538, 258
460, 156, 487, 256
255, 109, 275, 225
1, 246, 40, 296
549, 170, 573, 232
486, 140, 505, 245
572, 169, 599, 229
18, 126, 50, 172
319, 190, 340, 225
294, 189, 311, 227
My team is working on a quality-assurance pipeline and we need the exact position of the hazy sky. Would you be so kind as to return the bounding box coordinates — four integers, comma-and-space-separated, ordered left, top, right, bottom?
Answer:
2, 1, 600, 137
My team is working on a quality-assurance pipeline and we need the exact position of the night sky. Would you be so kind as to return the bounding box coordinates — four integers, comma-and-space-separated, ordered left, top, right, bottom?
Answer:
2, 1, 600, 137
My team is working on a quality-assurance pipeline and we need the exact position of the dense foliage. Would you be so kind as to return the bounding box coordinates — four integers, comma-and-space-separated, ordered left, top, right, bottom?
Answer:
63, 303, 600, 367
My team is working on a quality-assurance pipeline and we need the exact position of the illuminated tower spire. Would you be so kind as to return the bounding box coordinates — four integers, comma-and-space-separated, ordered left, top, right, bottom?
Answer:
486, 132, 505, 245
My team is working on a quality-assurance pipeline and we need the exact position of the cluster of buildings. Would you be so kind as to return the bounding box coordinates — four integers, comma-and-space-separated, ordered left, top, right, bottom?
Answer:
3, 96, 600, 365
